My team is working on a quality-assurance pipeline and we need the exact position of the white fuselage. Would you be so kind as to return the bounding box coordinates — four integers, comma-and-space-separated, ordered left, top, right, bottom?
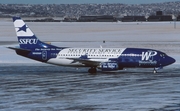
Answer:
47, 48, 126, 66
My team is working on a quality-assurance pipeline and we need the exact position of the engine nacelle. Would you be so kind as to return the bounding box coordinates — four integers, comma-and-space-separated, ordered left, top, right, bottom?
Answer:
98, 62, 119, 71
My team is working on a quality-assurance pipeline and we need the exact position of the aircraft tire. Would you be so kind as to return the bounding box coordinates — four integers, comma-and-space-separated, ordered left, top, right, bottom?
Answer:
88, 67, 97, 74
153, 69, 157, 74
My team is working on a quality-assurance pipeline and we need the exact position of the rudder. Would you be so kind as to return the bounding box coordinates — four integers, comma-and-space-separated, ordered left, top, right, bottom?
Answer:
13, 17, 41, 49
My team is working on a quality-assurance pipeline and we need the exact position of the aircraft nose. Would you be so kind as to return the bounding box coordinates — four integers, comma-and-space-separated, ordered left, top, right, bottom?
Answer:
160, 56, 175, 66
166, 56, 176, 65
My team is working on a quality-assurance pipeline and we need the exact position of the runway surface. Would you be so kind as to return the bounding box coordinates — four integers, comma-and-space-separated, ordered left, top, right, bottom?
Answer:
0, 20, 180, 110
0, 63, 179, 111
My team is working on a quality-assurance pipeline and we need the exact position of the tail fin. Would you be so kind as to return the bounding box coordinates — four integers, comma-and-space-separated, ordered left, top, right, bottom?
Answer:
13, 17, 49, 49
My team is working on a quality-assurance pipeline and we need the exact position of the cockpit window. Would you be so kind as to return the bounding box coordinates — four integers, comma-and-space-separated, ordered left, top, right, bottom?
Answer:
160, 53, 167, 57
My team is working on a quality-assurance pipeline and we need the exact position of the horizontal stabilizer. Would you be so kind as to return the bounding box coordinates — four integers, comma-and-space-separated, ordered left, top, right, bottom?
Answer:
8, 47, 31, 56
7, 47, 31, 53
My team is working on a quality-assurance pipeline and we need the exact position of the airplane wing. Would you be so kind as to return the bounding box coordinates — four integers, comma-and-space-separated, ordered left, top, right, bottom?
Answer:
67, 58, 101, 67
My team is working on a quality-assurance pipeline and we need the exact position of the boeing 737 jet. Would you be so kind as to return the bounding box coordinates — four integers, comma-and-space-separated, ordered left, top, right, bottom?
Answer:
9, 17, 175, 73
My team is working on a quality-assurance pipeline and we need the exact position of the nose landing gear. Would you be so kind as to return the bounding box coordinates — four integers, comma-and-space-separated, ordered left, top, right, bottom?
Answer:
153, 67, 163, 74
153, 69, 157, 74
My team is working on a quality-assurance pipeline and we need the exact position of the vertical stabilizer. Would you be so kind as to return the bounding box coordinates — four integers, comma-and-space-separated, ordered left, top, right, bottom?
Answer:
13, 17, 49, 49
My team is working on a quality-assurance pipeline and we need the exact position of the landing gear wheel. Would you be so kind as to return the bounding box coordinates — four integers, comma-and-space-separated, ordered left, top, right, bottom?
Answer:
153, 69, 157, 74
88, 67, 97, 74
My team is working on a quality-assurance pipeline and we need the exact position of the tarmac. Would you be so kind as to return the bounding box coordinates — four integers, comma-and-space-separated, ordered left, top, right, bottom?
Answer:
0, 20, 180, 110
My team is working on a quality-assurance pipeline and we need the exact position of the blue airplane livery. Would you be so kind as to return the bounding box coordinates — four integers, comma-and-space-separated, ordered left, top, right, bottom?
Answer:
9, 17, 175, 74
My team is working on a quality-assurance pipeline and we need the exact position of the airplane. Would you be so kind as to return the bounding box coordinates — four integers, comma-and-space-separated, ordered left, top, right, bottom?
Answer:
8, 17, 175, 74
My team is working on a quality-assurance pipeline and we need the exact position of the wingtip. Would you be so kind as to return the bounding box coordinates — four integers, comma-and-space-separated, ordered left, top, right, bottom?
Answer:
12, 17, 21, 22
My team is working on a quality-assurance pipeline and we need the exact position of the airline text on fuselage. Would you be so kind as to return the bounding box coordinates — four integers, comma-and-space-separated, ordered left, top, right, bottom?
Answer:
142, 51, 157, 61
67, 48, 123, 54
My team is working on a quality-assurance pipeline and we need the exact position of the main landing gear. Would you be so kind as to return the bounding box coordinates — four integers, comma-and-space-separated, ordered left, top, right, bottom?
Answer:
88, 67, 97, 74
